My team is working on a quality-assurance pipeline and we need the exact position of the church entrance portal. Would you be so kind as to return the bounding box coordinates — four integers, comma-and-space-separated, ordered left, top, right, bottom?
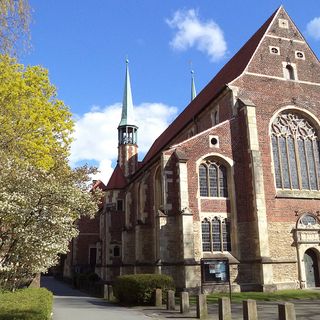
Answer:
304, 249, 320, 288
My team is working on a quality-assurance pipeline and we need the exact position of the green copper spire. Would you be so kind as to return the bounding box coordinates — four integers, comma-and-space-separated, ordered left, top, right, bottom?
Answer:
119, 59, 135, 127
191, 70, 197, 101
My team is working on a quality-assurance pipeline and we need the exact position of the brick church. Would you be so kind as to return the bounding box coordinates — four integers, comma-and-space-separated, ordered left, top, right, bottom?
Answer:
66, 6, 320, 292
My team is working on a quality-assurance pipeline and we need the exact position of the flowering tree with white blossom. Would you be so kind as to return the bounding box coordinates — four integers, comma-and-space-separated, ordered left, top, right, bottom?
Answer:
0, 55, 102, 290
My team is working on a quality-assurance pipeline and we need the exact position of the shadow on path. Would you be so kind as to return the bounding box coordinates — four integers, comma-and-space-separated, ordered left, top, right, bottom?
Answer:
41, 276, 86, 297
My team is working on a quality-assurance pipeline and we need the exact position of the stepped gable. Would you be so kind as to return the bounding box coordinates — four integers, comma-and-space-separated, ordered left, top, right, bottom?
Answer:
142, 7, 279, 165
106, 164, 127, 190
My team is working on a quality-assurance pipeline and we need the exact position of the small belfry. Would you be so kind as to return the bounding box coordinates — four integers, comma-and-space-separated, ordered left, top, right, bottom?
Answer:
118, 59, 138, 177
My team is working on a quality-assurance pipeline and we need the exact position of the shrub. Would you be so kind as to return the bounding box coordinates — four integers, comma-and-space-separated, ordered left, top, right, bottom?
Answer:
0, 288, 53, 320
114, 273, 175, 305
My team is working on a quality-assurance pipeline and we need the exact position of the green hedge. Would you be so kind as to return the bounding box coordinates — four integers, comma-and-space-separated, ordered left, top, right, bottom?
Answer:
0, 288, 53, 320
114, 273, 175, 305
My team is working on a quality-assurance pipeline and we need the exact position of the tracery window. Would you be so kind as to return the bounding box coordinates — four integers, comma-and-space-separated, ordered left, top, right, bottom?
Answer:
300, 214, 317, 226
199, 160, 228, 197
201, 217, 231, 252
271, 112, 320, 191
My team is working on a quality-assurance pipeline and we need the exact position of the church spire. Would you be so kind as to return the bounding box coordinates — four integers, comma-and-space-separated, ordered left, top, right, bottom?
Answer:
117, 59, 138, 177
119, 59, 135, 127
191, 70, 197, 101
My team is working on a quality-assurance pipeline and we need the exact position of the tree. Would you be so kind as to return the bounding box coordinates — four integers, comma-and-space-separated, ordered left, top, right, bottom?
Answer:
0, 56, 102, 290
0, 151, 102, 290
0, 0, 31, 54
0, 55, 73, 170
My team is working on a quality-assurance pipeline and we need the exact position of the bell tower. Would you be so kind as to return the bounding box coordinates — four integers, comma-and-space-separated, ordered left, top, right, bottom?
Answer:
118, 59, 138, 177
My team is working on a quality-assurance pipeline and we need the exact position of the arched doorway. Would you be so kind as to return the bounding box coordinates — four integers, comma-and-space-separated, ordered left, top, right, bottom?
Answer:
304, 249, 320, 288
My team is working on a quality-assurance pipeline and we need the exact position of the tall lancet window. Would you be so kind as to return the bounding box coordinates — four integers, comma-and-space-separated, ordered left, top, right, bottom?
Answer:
271, 112, 320, 191
199, 160, 228, 197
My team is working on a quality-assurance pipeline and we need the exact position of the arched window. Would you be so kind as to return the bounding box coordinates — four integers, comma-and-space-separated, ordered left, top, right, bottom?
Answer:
299, 214, 318, 227
285, 64, 295, 80
199, 160, 228, 197
271, 112, 320, 191
201, 217, 231, 252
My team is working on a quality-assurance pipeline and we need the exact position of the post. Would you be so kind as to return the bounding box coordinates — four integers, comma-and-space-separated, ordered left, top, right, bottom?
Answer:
155, 288, 162, 307
103, 284, 109, 299
108, 285, 114, 301
243, 299, 258, 320
180, 291, 190, 314
167, 290, 175, 310
218, 297, 231, 320
278, 302, 296, 320
196, 294, 208, 319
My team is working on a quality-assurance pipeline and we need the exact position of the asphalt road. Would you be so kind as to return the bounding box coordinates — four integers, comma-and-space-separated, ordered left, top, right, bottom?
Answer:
41, 276, 150, 320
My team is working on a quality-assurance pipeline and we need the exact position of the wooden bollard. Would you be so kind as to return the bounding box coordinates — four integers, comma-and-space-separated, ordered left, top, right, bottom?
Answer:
167, 290, 175, 310
196, 294, 208, 319
180, 291, 189, 314
278, 302, 296, 320
155, 288, 162, 307
219, 297, 231, 320
103, 284, 108, 299
243, 299, 258, 320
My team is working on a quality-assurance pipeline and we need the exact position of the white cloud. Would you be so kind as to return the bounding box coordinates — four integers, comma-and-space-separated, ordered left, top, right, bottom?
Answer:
306, 17, 320, 40
70, 103, 178, 184
166, 9, 227, 62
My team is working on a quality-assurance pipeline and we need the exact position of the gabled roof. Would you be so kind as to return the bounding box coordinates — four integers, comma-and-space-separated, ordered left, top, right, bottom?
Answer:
142, 7, 279, 164
92, 180, 107, 191
106, 164, 127, 190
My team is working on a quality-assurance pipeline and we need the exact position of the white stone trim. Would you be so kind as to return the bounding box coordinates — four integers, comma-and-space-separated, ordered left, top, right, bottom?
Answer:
195, 152, 234, 168
244, 71, 320, 86
265, 34, 305, 43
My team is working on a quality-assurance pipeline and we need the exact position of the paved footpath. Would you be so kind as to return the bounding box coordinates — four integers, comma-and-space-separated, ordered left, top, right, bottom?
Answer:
41, 276, 150, 320
42, 277, 320, 320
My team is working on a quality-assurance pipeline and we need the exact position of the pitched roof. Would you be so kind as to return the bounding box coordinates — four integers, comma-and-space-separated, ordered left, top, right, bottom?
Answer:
142, 7, 279, 164
106, 164, 127, 190
91, 179, 106, 190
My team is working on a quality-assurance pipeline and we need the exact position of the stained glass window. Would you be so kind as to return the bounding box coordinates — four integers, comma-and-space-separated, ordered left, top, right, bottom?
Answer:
199, 160, 228, 197
199, 165, 208, 196
271, 112, 320, 191
201, 217, 231, 252
201, 219, 211, 251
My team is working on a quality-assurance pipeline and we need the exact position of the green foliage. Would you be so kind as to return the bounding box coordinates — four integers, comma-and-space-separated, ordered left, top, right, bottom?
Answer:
0, 288, 52, 319
114, 274, 175, 305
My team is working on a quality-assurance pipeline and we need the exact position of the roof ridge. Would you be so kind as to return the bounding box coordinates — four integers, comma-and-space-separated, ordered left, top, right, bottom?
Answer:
141, 7, 278, 165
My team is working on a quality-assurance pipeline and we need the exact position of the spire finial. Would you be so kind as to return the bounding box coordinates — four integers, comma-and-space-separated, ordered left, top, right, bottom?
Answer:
190, 65, 197, 101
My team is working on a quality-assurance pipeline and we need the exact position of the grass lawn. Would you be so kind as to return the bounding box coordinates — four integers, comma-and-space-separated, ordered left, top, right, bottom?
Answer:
0, 288, 53, 320
186, 289, 320, 304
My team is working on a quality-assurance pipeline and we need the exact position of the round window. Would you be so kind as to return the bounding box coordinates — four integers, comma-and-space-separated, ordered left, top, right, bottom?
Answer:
211, 137, 218, 145
296, 52, 304, 59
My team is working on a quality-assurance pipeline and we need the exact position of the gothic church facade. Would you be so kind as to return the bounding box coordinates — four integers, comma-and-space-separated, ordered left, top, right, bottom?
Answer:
94, 7, 320, 292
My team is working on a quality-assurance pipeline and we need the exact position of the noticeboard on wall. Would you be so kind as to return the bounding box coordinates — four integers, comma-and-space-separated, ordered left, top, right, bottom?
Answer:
201, 259, 229, 283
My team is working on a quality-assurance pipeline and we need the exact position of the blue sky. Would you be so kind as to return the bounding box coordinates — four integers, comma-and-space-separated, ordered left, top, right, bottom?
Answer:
22, 1, 320, 183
